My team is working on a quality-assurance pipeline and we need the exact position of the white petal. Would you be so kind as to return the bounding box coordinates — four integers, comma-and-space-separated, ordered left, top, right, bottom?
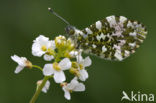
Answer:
83, 56, 92, 67
43, 64, 54, 76
43, 54, 54, 61
79, 69, 88, 81
14, 65, 24, 74
59, 58, 71, 70
42, 80, 50, 93
73, 83, 85, 92
35, 35, 50, 47
35, 35, 49, 42
11, 55, 21, 63
32, 42, 45, 57
11, 55, 27, 66
63, 87, 71, 100
54, 71, 65, 83
76, 54, 83, 63
45, 40, 54, 49
42, 88, 47, 93
66, 78, 79, 90
70, 77, 79, 85
49, 40, 56, 50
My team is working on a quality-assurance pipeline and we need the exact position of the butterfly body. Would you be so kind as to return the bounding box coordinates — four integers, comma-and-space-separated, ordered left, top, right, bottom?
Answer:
66, 15, 147, 61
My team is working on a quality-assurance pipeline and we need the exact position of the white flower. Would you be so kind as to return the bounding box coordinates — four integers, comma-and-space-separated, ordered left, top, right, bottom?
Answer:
32, 35, 55, 57
11, 55, 32, 74
37, 80, 50, 93
62, 77, 85, 100
43, 58, 72, 83
76, 55, 92, 81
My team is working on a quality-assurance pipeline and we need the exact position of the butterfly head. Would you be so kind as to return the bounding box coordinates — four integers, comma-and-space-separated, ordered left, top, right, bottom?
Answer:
65, 25, 76, 35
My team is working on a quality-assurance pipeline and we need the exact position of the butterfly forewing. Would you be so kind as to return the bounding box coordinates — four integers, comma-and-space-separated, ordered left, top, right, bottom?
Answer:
74, 15, 147, 61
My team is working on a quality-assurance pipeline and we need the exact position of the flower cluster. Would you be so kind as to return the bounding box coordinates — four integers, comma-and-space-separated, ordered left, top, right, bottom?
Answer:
11, 35, 92, 101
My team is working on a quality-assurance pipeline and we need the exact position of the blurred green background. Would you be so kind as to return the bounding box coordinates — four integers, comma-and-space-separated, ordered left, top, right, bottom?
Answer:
0, 0, 156, 103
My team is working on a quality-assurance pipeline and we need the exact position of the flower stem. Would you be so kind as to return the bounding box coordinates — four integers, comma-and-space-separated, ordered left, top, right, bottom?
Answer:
29, 76, 49, 103
32, 65, 43, 71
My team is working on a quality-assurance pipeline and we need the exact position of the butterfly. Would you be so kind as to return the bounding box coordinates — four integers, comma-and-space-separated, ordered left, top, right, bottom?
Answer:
48, 8, 147, 61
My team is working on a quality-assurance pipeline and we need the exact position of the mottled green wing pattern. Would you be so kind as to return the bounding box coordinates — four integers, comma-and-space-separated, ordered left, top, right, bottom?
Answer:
75, 15, 147, 61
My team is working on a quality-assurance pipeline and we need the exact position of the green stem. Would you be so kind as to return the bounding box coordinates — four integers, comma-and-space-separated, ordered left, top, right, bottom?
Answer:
54, 49, 64, 62
29, 76, 49, 103
32, 65, 43, 71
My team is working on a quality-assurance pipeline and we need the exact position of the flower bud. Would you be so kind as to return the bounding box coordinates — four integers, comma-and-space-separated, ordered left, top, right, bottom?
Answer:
25, 60, 32, 69
55, 35, 66, 48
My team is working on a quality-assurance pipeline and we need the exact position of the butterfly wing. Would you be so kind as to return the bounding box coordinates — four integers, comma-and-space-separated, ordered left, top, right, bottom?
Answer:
76, 15, 147, 61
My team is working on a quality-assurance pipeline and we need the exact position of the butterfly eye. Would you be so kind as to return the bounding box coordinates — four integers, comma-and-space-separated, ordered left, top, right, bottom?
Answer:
65, 25, 75, 35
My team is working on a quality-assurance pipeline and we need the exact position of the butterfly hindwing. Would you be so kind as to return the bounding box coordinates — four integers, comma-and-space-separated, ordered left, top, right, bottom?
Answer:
69, 15, 147, 61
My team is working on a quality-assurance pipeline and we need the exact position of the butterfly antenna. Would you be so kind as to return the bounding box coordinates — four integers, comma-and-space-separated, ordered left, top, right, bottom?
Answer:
48, 7, 70, 25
